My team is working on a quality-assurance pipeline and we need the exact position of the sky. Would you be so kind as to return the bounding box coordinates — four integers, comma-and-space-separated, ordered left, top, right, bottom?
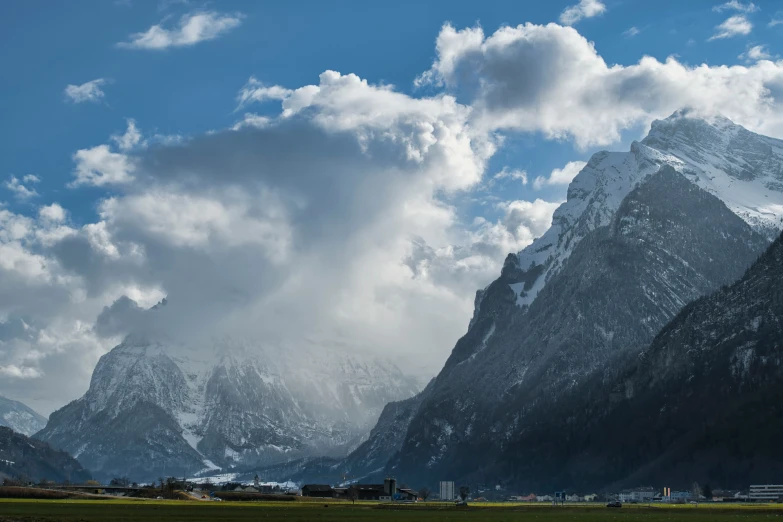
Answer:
1, 0, 783, 416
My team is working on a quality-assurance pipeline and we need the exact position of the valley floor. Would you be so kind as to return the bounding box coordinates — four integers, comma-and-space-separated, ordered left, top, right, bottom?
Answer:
1, 499, 783, 522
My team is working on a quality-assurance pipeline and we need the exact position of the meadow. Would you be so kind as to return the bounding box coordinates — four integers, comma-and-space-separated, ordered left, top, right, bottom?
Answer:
2, 499, 783, 522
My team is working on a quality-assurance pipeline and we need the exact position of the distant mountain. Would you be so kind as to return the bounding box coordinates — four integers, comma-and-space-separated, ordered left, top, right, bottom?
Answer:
36, 337, 419, 482
0, 427, 90, 483
0, 396, 46, 437
246, 380, 434, 485
380, 111, 783, 488
498, 230, 783, 491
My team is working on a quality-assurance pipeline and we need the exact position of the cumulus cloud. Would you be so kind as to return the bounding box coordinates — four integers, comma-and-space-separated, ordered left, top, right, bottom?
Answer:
533, 160, 587, 189
739, 44, 771, 62
559, 0, 606, 26
117, 10, 243, 50
0, 69, 508, 412
713, 1, 758, 13
64, 79, 107, 104
5, 176, 39, 200
111, 119, 143, 151
709, 15, 753, 40
417, 22, 783, 148
38, 203, 67, 224
71, 120, 140, 186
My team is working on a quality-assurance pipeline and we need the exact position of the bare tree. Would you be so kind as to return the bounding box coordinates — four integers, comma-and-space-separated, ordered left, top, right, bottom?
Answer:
419, 487, 431, 501
691, 482, 702, 506
348, 484, 359, 504
459, 486, 470, 502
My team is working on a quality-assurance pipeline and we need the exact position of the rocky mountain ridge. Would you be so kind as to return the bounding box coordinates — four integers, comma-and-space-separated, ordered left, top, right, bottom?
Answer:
0, 396, 46, 437
37, 337, 419, 482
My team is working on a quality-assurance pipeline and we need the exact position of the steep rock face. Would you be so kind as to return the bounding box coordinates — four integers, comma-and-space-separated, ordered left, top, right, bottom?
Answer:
37, 339, 419, 482
0, 397, 46, 437
499, 232, 783, 491
0, 427, 90, 483
388, 113, 783, 487
246, 381, 433, 485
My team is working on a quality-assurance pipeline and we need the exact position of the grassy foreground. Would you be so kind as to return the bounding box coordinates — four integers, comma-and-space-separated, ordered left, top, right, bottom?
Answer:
1, 499, 783, 521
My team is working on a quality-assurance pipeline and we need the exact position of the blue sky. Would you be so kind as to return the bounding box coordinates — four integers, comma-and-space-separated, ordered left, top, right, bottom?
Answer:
2, 0, 783, 413
3, 0, 781, 224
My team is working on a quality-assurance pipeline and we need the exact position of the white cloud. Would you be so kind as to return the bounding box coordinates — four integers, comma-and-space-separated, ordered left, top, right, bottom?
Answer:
492, 167, 528, 184
39, 203, 67, 224
71, 145, 135, 186
70, 120, 142, 187
533, 160, 587, 189
5, 177, 38, 200
23, 175, 40, 184
739, 44, 771, 62
1, 67, 507, 411
713, 1, 759, 13
417, 22, 783, 148
559, 0, 606, 26
118, 10, 243, 50
769, 17, 783, 27
237, 78, 293, 108
709, 15, 753, 40
0, 365, 42, 379
623, 26, 640, 37
64, 79, 107, 104
111, 119, 143, 151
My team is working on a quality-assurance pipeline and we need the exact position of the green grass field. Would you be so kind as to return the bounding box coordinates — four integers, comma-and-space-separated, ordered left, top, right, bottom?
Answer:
2, 499, 783, 522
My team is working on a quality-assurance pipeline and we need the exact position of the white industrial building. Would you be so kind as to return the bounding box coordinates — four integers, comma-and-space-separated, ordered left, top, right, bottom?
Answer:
439, 481, 455, 501
749, 485, 783, 502
619, 488, 656, 503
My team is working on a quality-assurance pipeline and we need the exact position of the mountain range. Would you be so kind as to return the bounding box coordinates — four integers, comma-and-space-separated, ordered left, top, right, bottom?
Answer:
32, 111, 783, 490
36, 338, 419, 481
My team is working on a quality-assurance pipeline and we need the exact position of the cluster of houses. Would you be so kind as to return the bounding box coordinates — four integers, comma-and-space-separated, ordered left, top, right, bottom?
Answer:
301, 478, 418, 502
226, 475, 783, 504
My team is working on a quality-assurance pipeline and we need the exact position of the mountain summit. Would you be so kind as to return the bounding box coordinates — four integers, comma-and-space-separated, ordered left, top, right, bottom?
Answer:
379, 111, 783, 487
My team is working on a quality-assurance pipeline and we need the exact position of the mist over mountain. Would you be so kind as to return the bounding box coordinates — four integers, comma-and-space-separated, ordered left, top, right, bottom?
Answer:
36, 337, 419, 482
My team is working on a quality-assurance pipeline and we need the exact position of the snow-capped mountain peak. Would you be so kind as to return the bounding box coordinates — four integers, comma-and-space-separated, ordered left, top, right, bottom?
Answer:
506, 110, 783, 309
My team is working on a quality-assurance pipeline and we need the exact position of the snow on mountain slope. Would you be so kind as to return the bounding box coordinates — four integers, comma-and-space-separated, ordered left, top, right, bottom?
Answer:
0, 396, 46, 436
36, 336, 420, 481
388, 111, 781, 486
501, 110, 783, 311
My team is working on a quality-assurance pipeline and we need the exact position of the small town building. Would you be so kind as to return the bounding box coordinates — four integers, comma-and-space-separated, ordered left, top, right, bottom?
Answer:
397, 488, 418, 501
301, 484, 334, 498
